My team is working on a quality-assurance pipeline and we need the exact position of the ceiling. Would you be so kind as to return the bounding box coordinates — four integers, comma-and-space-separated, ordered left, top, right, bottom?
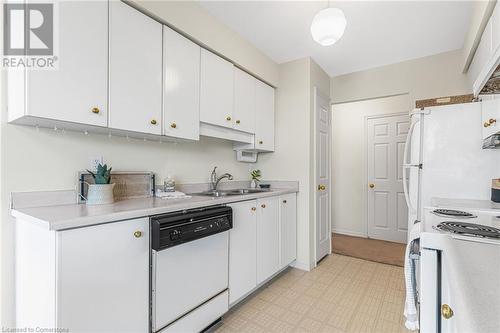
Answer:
198, 1, 474, 77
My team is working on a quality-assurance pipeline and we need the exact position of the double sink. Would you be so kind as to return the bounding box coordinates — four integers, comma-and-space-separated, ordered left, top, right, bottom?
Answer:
193, 188, 268, 198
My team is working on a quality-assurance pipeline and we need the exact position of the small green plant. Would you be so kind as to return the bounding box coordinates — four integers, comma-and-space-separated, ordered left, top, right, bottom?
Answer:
250, 169, 262, 181
87, 163, 112, 184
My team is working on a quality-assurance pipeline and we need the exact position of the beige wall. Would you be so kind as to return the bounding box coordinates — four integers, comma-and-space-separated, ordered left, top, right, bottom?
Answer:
0, 1, 279, 326
331, 94, 410, 236
257, 58, 330, 270
132, 0, 279, 86
331, 49, 471, 107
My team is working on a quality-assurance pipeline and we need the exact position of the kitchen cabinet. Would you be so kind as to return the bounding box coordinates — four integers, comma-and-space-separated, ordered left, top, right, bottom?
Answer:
164, 26, 201, 140
228, 200, 257, 305
9, 1, 108, 126
57, 218, 149, 332
256, 196, 280, 284
109, 1, 162, 135
279, 193, 297, 269
233, 68, 256, 133
255, 81, 276, 151
481, 98, 500, 139
200, 49, 234, 128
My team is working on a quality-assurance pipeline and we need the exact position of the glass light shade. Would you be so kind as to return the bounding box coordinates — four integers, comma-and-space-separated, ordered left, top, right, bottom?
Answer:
310, 7, 347, 46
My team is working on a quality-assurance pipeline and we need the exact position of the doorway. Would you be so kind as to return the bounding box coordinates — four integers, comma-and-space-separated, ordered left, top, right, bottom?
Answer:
366, 113, 409, 243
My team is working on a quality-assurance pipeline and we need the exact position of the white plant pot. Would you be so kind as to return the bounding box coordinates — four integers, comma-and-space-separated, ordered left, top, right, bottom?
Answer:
86, 183, 115, 205
250, 179, 258, 189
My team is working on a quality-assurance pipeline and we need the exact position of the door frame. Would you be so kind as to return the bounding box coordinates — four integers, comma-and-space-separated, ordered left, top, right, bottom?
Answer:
313, 86, 332, 265
363, 112, 409, 239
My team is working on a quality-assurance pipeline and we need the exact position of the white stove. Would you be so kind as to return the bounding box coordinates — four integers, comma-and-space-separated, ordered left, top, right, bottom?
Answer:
419, 200, 500, 333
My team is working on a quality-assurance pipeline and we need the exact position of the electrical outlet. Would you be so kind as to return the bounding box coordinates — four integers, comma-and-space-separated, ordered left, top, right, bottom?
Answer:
89, 156, 103, 172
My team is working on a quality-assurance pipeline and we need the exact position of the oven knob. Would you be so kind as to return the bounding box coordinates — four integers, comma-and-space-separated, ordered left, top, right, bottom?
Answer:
170, 230, 181, 241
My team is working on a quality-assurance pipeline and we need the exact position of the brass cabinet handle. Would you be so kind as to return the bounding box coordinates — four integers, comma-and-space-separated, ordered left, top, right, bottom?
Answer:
134, 231, 142, 238
318, 184, 326, 191
261, 204, 266, 208
91, 107, 100, 114
283, 200, 287, 204
226, 116, 232, 121
484, 119, 497, 127
369, 183, 375, 188
259, 140, 263, 144
441, 304, 454, 319
236, 120, 241, 124
484, 122, 490, 128
251, 207, 256, 211
150, 119, 157, 125
170, 122, 177, 129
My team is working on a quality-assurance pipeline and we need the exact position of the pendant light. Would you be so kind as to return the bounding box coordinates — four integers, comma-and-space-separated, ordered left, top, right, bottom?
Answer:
310, 1, 346, 46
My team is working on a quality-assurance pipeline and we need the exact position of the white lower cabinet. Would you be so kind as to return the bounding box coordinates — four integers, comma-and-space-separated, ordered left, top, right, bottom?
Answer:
256, 197, 280, 284
56, 218, 150, 332
280, 193, 297, 268
228, 200, 257, 305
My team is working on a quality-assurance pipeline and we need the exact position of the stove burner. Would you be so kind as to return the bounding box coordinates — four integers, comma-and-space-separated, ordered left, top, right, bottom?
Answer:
432, 209, 476, 218
436, 221, 500, 239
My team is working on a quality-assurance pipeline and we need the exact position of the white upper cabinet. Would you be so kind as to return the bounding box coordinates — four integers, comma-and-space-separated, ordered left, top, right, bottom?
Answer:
254, 81, 275, 151
24, 1, 108, 126
233, 68, 256, 133
200, 49, 234, 128
482, 98, 500, 139
164, 26, 201, 140
109, 1, 162, 135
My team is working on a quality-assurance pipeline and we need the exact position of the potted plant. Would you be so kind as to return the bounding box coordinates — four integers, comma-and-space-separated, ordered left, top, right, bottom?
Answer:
86, 164, 114, 205
250, 169, 261, 189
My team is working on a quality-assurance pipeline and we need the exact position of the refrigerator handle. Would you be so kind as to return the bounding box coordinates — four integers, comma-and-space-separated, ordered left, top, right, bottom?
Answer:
403, 117, 420, 214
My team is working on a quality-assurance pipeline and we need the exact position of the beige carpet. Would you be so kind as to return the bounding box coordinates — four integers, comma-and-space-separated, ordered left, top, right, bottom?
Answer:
331, 233, 406, 267
216, 254, 410, 333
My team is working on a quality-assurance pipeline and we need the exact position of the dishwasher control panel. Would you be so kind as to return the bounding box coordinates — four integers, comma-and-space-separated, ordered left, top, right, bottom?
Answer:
151, 206, 232, 251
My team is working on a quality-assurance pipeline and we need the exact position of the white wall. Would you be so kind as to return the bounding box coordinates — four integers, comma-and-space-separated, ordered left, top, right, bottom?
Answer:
331, 50, 471, 107
0, 1, 279, 326
331, 94, 410, 237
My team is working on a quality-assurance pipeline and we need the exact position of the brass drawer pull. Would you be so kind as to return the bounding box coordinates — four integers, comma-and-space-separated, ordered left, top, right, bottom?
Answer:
251, 207, 256, 211
134, 231, 142, 238
236, 120, 241, 124
261, 204, 266, 208
150, 119, 157, 125
91, 107, 100, 114
170, 122, 177, 128
226, 116, 232, 121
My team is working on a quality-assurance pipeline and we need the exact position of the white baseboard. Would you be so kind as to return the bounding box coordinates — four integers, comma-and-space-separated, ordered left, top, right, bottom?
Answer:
290, 260, 312, 272
331, 228, 367, 238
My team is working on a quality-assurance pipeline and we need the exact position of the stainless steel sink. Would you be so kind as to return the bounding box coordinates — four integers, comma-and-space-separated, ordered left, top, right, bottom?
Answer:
192, 188, 268, 197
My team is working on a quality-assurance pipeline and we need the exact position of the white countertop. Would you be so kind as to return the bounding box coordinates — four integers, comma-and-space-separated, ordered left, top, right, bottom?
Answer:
11, 188, 298, 231
429, 197, 500, 213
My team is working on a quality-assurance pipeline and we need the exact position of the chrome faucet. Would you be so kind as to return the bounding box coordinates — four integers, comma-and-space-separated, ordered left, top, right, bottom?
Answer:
210, 166, 233, 190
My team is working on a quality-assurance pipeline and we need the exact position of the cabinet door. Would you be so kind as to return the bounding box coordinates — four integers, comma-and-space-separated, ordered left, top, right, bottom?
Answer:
228, 200, 257, 305
164, 26, 200, 140
56, 218, 149, 332
257, 196, 280, 284
233, 68, 256, 133
482, 98, 500, 139
200, 49, 234, 128
26, 1, 107, 126
109, 1, 162, 134
255, 81, 275, 151
492, 3, 500, 55
280, 193, 297, 269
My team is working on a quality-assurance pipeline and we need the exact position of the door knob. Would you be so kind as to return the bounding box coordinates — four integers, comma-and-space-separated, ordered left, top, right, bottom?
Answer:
441, 304, 454, 319
134, 231, 142, 238
318, 184, 326, 191
91, 107, 100, 114
369, 183, 375, 188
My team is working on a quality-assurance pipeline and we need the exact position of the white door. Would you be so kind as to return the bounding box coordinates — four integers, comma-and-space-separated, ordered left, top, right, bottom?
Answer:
254, 81, 275, 151
26, 1, 107, 126
256, 197, 279, 283
315, 88, 331, 262
367, 114, 409, 243
233, 68, 256, 133
56, 218, 149, 332
109, 0, 162, 134
164, 26, 200, 140
200, 49, 234, 128
280, 193, 297, 268
228, 200, 257, 305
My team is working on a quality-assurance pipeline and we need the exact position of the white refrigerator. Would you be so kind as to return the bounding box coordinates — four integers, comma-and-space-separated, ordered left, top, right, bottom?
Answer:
403, 101, 500, 230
